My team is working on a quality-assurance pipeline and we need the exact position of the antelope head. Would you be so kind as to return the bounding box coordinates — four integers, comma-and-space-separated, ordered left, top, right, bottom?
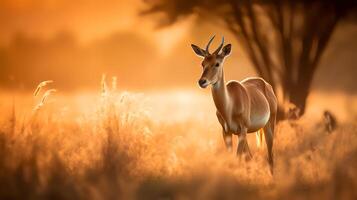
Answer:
191, 36, 231, 88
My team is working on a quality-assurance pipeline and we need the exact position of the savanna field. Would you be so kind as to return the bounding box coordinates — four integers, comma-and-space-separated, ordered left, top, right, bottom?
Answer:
0, 79, 356, 200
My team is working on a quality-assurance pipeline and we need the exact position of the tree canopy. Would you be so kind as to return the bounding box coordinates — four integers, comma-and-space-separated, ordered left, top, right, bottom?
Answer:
143, 0, 356, 118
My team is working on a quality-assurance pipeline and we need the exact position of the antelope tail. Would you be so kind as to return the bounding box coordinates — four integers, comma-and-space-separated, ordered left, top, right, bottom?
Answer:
256, 128, 265, 149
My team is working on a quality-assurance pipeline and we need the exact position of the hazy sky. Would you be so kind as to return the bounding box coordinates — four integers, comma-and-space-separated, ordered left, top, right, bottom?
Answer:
0, 0, 356, 93
0, 0, 193, 53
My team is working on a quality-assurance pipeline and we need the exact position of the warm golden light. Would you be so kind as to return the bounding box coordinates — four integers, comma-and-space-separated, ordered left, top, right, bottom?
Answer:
0, 0, 356, 199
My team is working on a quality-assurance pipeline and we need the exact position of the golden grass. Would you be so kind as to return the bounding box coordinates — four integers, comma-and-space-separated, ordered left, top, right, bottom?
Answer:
33, 80, 54, 97
0, 88, 356, 200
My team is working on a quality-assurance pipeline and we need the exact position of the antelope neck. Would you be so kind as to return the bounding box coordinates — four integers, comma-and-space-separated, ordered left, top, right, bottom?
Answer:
211, 68, 229, 119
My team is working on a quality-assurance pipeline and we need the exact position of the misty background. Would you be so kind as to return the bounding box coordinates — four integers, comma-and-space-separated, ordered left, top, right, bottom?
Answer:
0, 0, 356, 93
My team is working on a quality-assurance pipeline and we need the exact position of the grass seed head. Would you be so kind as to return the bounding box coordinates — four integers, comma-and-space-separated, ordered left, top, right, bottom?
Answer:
33, 80, 53, 97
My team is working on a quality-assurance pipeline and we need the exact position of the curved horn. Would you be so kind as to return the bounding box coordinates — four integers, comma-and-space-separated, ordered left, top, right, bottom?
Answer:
213, 37, 224, 55
205, 35, 216, 54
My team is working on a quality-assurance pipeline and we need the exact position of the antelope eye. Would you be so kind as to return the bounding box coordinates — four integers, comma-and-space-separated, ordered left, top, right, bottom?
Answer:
215, 63, 220, 67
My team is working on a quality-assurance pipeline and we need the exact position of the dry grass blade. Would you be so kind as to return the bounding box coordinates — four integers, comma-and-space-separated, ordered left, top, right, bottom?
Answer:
33, 102, 44, 111
41, 89, 57, 104
33, 80, 53, 96
112, 76, 117, 92
101, 74, 107, 97
33, 89, 57, 111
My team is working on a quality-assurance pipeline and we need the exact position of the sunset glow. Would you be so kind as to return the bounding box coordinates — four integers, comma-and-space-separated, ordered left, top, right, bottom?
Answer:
0, 0, 356, 199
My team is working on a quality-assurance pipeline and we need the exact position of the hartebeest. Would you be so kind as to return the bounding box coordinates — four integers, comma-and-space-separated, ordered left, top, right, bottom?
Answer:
191, 36, 277, 171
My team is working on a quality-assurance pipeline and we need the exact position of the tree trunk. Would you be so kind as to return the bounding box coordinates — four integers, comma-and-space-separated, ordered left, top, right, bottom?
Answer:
288, 79, 311, 116
289, 87, 309, 115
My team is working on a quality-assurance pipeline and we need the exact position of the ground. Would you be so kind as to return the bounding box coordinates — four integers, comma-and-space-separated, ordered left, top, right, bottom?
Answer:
0, 89, 356, 200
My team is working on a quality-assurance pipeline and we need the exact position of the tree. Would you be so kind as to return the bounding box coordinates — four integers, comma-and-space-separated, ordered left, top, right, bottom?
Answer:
143, 0, 356, 118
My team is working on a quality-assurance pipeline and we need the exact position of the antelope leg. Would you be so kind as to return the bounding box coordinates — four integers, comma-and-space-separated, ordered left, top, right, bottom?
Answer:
237, 127, 252, 159
264, 122, 274, 173
222, 129, 233, 152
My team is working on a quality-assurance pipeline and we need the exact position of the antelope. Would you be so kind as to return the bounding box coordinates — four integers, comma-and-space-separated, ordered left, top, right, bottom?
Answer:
191, 36, 277, 171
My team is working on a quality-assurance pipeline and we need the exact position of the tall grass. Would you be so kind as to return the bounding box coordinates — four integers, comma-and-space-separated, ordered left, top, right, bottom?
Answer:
0, 85, 356, 199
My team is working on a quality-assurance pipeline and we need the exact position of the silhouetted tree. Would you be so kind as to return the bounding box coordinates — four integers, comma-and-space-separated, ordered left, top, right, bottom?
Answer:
143, 0, 356, 118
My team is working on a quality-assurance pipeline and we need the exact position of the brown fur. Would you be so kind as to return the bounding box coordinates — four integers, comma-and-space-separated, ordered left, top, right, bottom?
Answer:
192, 37, 277, 172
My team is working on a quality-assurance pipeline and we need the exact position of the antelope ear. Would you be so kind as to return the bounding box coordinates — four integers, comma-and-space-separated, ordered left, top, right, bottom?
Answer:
221, 44, 231, 57
191, 44, 207, 57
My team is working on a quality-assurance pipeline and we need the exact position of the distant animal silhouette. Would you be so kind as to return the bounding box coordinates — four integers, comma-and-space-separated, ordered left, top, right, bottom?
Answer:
287, 103, 301, 120
191, 36, 278, 172
323, 110, 337, 133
